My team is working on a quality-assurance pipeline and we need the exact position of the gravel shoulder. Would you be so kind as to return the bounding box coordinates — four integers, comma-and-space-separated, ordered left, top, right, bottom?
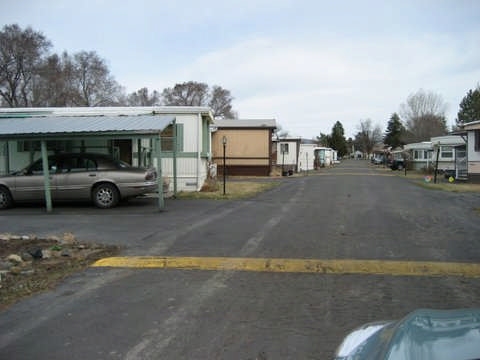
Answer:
0, 233, 119, 311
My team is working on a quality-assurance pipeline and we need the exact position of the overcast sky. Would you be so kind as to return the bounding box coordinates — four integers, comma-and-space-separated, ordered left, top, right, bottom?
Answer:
1, 0, 479, 138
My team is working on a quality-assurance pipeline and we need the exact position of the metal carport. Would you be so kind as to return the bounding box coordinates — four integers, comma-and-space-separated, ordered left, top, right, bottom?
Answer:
0, 111, 174, 212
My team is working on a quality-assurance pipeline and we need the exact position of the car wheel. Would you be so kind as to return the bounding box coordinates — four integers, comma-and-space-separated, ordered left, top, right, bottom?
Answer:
92, 183, 119, 209
0, 186, 13, 209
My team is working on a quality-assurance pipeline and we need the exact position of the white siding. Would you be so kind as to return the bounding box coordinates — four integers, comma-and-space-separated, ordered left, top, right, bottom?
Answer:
468, 131, 480, 176
277, 141, 298, 166
156, 157, 208, 192
177, 115, 199, 153
468, 131, 480, 162
299, 144, 316, 171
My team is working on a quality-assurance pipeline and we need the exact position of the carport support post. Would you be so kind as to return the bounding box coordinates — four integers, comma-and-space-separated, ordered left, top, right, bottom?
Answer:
172, 119, 177, 197
40, 140, 53, 213
305, 152, 308, 176
434, 143, 440, 184
155, 136, 165, 211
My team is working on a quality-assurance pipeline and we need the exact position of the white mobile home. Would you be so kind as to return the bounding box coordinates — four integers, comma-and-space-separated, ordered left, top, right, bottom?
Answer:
274, 138, 301, 173
0, 107, 214, 193
430, 135, 467, 178
314, 147, 333, 168
462, 121, 480, 182
403, 142, 433, 171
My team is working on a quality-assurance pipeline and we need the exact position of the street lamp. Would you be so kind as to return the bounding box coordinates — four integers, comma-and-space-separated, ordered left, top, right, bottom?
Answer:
222, 136, 227, 195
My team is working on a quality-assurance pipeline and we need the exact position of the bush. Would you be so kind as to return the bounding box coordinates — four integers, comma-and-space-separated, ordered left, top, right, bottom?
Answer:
200, 178, 219, 192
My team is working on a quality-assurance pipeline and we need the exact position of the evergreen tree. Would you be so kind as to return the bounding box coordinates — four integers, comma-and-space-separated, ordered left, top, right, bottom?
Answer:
383, 113, 406, 148
329, 121, 348, 157
457, 86, 480, 125
316, 133, 330, 147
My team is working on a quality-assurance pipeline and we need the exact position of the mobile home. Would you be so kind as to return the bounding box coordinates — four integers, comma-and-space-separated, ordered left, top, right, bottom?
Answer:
0, 107, 214, 192
314, 147, 333, 168
274, 138, 301, 173
463, 121, 480, 182
430, 135, 466, 179
403, 142, 433, 171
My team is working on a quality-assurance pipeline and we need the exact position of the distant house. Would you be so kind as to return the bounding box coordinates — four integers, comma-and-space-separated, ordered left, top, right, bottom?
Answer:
354, 150, 363, 159
462, 121, 480, 182
212, 119, 276, 176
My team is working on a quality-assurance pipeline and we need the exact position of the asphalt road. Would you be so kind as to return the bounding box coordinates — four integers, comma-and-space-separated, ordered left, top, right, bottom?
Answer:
1, 159, 480, 359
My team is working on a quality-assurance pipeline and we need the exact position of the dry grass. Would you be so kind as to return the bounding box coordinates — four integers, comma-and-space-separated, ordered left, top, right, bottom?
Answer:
379, 167, 480, 193
177, 180, 279, 200
414, 180, 480, 193
387, 170, 480, 192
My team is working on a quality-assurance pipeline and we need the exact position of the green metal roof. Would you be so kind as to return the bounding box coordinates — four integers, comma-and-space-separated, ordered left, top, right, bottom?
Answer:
0, 114, 174, 139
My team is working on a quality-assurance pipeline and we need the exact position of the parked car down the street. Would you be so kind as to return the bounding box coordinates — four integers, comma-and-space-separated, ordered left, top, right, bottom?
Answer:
0, 152, 158, 209
371, 156, 385, 165
389, 159, 405, 171
334, 308, 480, 360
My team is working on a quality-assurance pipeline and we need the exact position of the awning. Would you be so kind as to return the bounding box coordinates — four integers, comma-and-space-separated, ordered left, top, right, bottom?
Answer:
0, 115, 174, 139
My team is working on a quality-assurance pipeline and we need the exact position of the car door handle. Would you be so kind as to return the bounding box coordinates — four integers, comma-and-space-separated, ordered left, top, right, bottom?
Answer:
89, 174, 96, 177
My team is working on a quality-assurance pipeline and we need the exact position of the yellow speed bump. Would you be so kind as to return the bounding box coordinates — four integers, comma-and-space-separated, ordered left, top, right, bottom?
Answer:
318, 173, 395, 177
91, 257, 480, 278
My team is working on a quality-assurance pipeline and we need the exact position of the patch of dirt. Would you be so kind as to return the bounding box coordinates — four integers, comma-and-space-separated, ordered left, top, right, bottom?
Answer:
0, 234, 119, 311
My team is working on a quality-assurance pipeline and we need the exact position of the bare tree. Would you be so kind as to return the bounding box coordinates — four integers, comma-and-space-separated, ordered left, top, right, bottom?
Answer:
161, 81, 209, 106
72, 51, 123, 106
0, 24, 51, 107
400, 89, 448, 142
354, 119, 382, 156
161, 81, 236, 118
209, 85, 236, 119
32, 52, 80, 106
127, 87, 160, 106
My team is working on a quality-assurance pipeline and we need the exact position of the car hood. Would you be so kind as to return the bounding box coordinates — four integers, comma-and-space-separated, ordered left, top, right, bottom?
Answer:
335, 308, 480, 360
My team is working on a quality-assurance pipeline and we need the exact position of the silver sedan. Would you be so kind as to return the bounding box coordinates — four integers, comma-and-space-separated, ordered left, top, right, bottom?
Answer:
0, 153, 158, 209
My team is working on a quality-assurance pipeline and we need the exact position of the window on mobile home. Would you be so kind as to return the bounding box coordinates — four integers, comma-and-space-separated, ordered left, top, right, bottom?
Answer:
440, 146, 453, 158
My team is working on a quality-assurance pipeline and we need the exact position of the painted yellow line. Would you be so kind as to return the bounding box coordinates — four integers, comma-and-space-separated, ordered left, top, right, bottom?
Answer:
91, 257, 480, 278
318, 172, 395, 176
